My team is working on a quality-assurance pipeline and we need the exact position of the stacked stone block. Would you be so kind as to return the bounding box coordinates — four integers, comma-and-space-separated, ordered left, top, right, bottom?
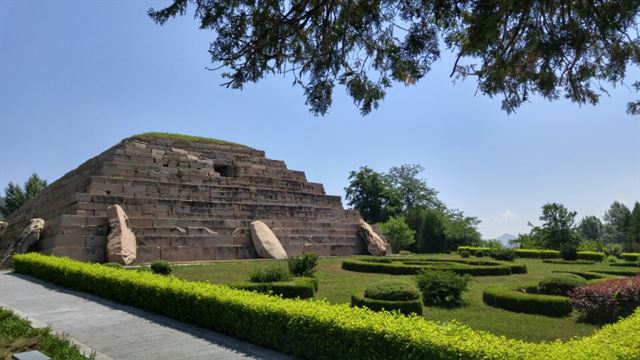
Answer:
0, 134, 370, 263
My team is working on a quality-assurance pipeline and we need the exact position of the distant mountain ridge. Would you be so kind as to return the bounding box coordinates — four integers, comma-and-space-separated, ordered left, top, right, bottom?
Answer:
496, 233, 517, 245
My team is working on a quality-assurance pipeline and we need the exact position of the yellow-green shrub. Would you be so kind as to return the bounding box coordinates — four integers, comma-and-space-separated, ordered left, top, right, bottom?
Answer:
12, 253, 640, 359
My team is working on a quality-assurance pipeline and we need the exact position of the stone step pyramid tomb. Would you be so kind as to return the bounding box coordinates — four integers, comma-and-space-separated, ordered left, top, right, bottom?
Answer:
0, 133, 389, 265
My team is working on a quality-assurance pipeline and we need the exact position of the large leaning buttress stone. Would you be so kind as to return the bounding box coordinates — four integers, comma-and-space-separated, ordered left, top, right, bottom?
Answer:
358, 219, 388, 256
17, 218, 45, 253
106, 205, 137, 265
250, 221, 287, 259
0, 218, 45, 268
0, 221, 7, 236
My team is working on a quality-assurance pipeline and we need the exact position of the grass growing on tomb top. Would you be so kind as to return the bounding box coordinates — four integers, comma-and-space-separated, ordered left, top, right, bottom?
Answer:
133, 132, 247, 147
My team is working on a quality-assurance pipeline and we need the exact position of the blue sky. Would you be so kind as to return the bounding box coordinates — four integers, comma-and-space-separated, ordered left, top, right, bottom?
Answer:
1, 1, 639, 239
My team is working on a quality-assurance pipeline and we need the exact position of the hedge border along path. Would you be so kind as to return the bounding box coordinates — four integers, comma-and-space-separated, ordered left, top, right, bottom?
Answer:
341, 256, 527, 276
456, 247, 606, 261
482, 283, 573, 317
11, 254, 640, 360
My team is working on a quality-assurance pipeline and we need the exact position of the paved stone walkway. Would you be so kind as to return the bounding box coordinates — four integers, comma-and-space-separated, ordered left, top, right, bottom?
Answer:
0, 272, 291, 360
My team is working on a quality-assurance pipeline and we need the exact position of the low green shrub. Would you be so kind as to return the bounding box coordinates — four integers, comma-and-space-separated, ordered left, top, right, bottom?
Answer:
552, 270, 608, 280
150, 260, 172, 275
620, 253, 640, 262
364, 281, 420, 301
537, 274, 587, 296
490, 248, 515, 261
459, 250, 470, 258
457, 246, 492, 253
513, 249, 560, 259
249, 265, 291, 283
542, 259, 595, 265
231, 277, 317, 299
609, 262, 640, 267
11, 253, 640, 359
351, 294, 423, 316
341, 258, 513, 276
577, 251, 605, 262
287, 253, 319, 277
591, 269, 640, 277
416, 270, 470, 306
103, 262, 124, 268
475, 250, 485, 258
482, 283, 573, 317
398, 250, 413, 255
560, 245, 578, 261
607, 255, 618, 263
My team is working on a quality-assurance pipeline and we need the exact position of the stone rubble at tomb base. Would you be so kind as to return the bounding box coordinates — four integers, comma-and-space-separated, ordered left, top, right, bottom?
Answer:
0, 133, 389, 265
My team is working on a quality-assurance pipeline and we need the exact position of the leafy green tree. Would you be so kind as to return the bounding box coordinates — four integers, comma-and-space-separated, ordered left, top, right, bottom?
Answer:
0, 174, 48, 217
442, 209, 481, 250
406, 207, 447, 253
344, 166, 401, 223
602, 201, 631, 246
510, 232, 545, 249
384, 164, 442, 212
625, 202, 640, 252
535, 203, 578, 250
149, 1, 640, 115
0, 197, 5, 220
577, 215, 602, 241
379, 216, 415, 253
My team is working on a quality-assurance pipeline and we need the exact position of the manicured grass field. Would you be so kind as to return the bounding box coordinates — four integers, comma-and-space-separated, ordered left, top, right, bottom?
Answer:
167, 254, 640, 343
0, 307, 89, 360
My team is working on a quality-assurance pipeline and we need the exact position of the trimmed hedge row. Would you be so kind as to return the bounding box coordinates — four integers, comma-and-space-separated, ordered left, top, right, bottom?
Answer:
610, 262, 640, 268
230, 277, 318, 299
542, 259, 595, 265
341, 258, 517, 276
457, 246, 492, 253
351, 294, 423, 316
620, 253, 640, 262
514, 249, 560, 259
482, 283, 573, 317
551, 271, 608, 280
577, 252, 606, 261
11, 254, 640, 359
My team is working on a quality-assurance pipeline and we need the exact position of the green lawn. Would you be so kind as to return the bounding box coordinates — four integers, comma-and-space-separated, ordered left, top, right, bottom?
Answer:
166, 254, 640, 343
0, 307, 89, 360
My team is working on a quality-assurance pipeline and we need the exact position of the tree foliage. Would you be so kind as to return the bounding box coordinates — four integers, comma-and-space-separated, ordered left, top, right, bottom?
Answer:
525, 203, 578, 250
626, 203, 640, 252
384, 164, 442, 211
0, 174, 48, 217
577, 215, 602, 241
602, 201, 632, 246
379, 216, 415, 253
344, 166, 401, 223
149, 1, 640, 115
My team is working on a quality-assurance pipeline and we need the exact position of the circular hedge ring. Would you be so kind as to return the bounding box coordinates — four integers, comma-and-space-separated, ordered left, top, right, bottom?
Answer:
482, 283, 573, 317
342, 256, 526, 276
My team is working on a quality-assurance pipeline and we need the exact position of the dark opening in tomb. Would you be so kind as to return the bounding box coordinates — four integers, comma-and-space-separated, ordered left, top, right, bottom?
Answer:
214, 164, 235, 177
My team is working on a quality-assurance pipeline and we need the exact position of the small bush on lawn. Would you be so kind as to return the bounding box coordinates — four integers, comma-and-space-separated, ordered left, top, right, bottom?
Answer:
537, 274, 587, 296
150, 260, 172, 275
398, 250, 412, 255
103, 262, 123, 268
560, 245, 578, 261
287, 253, 319, 277
416, 270, 470, 306
607, 255, 618, 263
231, 277, 317, 299
475, 251, 485, 258
364, 281, 420, 301
490, 248, 515, 261
249, 265, 291, 283
459, 250, 470, 258
571, 275, 640, 324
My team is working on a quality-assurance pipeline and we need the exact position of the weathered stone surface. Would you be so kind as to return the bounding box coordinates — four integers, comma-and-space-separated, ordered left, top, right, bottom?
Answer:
0, 218, 45, 268
250, 221, 287, 259
0, 221, 7, 236
357, 219, 387, 256
17, 218, 45, 253
106, 205, 137, 265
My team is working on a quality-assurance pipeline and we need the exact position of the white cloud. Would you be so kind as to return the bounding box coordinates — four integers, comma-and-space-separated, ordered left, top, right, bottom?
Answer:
496, 209, 516, 221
